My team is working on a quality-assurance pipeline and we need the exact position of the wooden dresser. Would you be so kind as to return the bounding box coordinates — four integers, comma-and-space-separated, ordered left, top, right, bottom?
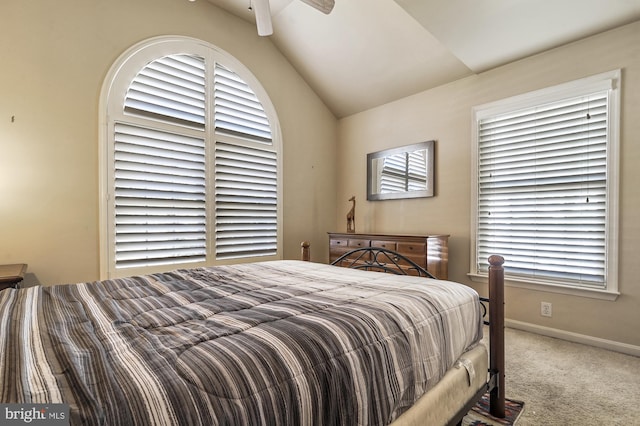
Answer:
328, 232, 449, 280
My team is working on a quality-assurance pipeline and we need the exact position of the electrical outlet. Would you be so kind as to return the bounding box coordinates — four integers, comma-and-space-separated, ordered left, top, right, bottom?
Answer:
541, 302, 552, 317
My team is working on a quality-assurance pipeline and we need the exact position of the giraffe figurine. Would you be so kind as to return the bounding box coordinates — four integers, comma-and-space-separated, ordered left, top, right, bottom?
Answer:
346, 196, 356, 233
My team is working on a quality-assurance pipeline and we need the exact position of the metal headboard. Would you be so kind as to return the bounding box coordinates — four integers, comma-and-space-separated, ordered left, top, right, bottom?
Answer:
330, 247, 436, 279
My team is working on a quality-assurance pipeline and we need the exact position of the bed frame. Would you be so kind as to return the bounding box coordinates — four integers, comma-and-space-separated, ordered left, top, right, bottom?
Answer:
300, 242, 505, 424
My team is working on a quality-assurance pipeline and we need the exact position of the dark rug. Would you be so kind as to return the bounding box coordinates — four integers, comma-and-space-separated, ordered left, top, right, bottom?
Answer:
462, 393, 525, 426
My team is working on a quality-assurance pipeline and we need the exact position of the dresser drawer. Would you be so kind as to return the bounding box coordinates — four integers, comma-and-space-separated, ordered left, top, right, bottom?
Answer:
371, 240, 397, 251
397, 242, 426, 255
330, 239, 349, 248
348, 239, 370, 248
329, 250, 356, 265
330, 239, 367, 263
394, 254, 427, 268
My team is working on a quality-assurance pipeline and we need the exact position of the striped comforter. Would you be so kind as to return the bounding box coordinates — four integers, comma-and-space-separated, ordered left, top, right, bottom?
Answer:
0, 260, 482, 425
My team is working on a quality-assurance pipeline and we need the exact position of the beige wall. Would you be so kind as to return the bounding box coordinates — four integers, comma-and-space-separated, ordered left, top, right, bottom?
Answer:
0, 0, 337, 284
337, 22, 640, 348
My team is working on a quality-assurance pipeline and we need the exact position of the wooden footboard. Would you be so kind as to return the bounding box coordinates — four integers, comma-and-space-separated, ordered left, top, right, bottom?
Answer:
299, 241, 506, 420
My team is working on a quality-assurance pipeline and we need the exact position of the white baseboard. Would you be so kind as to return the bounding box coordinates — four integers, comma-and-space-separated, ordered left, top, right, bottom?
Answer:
505, 319, 640, 358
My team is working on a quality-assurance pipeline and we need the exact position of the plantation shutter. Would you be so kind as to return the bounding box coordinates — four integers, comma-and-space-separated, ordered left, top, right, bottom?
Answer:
114, 123, 206, 268
213, 63, 277, 259
380, 153, 407, 193
380, 151, 427, 193
215, 142, 277, 259
477, 91, 609, 287
124, 54, 206, 128
214, 63, 272, 142
106, 42, 281, 275
407, 150, 428, 191
115, 54, 207, 269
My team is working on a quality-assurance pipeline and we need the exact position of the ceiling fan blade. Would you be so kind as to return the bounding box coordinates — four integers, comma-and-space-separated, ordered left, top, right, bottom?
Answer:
253, 0, 273, 36
299, 0, 335, 14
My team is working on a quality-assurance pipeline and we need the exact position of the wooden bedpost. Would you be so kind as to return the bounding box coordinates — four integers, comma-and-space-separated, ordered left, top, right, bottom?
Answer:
488, 255, 505, 418
301, 241, 310, 261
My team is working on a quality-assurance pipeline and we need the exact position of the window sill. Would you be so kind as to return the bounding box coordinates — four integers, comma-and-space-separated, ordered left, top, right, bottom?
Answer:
467, 273, 620, 301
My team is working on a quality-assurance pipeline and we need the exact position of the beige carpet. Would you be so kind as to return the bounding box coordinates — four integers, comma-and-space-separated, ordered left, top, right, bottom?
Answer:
485, 327, 640, 425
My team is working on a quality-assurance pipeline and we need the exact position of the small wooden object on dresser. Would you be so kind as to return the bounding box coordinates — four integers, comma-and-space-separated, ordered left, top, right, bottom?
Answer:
328, 232, 449, 280
0, 264, 27, 292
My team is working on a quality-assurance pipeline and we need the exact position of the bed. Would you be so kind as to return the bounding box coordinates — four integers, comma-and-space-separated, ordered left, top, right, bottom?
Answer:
0, 246, 505, 426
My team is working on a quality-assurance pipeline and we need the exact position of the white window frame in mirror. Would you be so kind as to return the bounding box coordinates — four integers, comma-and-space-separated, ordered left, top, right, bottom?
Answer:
367, 140, 435, 201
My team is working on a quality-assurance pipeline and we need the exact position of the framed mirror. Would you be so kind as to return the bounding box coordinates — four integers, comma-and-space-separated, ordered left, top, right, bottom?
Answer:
367, 141, 435, 201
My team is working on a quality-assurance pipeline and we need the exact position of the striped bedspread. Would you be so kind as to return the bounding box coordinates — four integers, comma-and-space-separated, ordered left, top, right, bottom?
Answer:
0, 260, 482, 425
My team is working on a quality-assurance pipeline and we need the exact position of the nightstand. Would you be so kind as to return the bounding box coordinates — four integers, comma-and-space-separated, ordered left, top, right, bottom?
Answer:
0, 264, 28, 292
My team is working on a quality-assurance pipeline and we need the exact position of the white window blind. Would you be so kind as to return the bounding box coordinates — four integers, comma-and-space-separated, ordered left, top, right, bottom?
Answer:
477, 91, 609, 287
215, 142, 277, 259
114, 123, 206, 268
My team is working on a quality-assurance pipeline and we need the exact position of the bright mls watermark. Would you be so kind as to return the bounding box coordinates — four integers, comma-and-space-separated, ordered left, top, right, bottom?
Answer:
1, 404, 69, 425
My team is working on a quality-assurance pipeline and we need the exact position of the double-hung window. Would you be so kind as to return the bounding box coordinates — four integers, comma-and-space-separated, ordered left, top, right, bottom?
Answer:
100, 37, 281, 278
470, 70, 620, 298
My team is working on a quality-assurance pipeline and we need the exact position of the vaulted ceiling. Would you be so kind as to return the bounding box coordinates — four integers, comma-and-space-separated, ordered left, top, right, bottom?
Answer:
207, 0, 640, 118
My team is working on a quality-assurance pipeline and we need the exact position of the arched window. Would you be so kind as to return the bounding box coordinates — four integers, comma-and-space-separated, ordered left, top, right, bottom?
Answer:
100, 37, 281, 278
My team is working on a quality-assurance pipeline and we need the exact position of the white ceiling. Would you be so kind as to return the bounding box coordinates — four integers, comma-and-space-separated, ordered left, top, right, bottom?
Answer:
207, 0, 640, 118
